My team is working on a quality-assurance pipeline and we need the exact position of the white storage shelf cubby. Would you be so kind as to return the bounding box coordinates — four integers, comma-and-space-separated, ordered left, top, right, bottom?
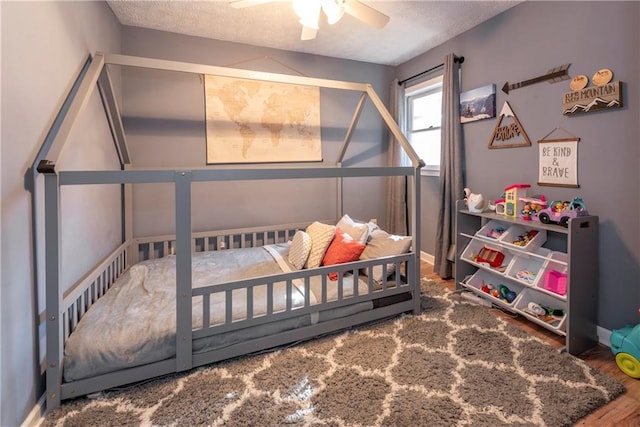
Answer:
498, 224, 547, 252
505, 247, 550, 288
463, 269, 525, 309
515, 289, 567, 333
454, 200, 599, 355
460, 239, 513, 273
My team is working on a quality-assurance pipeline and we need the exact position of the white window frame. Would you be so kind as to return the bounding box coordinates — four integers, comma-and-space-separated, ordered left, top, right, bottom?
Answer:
405, 75, 443, 177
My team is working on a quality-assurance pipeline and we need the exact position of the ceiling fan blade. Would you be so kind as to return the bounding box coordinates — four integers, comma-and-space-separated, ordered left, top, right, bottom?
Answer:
301, 25, 318, 40
343, 0, 389, 29
229, 0, 276, 8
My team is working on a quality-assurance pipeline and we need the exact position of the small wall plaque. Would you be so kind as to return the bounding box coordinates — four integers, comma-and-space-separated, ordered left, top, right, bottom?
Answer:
488, 101, 531, 149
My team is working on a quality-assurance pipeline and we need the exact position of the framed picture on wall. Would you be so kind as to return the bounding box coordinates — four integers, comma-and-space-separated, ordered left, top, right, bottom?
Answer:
204, 74, 322, 164
460, 84, 496, 124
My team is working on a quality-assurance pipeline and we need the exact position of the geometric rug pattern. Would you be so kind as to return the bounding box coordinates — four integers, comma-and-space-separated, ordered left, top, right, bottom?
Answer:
44, 279, 625, 427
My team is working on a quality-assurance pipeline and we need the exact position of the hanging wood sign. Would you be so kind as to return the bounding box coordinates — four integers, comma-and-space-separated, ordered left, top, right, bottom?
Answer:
563, 68, 623, 115
488, 101, 531, 149
538, 136, 580, 187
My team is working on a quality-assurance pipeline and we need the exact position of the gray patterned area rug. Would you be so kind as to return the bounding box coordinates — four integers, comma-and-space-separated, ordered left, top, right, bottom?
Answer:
45, 280, 624, 427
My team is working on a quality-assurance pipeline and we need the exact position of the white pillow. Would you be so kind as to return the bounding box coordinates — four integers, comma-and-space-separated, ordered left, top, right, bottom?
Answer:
288, 230, 312, 270
360, 229, 412, 282
304, 222, 336, 269
336, 214, 369, 244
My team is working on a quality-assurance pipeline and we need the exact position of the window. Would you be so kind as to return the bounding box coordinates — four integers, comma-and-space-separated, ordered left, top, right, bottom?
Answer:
405, 75, 443, 175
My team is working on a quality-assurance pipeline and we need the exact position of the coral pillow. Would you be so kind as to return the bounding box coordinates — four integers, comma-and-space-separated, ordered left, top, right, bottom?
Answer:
321, 228, 366, 280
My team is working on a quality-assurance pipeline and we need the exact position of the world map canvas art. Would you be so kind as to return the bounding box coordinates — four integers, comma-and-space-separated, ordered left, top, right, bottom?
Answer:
204, 75, 322, 164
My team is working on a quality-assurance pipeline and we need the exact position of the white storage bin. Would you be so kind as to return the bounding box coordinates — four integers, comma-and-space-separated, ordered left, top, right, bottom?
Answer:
463, 269, 524, 307
475, 219, 510, 240
498, 224, 547, 252
460, 240, 513, 273
537, 251, 569, 297
515, 289, 567, 332
505, 247, 551, 287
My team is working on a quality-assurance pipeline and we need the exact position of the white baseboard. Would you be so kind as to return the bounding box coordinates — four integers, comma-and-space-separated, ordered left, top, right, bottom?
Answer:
21, 394, 44, 427
597, 326, 612, 348
420, 251, 434, 265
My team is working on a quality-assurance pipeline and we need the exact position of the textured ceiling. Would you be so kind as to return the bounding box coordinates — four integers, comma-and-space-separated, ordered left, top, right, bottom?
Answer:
107, 1, 521, 66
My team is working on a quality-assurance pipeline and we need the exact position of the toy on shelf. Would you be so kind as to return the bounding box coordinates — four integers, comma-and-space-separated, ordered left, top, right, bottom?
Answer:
523, 302, 563, 327
476, 246, 505, 269
503, 184, 530, 218
610, 308, 640, 379
537, 197, 588, 227
516, 270, 537, 284
491, 184, 531, 217
511, 229, 539, 246
519, 195, 547, 221
485, 226, 506, 239
464, 187, 486, 213
480, 282, 518, 303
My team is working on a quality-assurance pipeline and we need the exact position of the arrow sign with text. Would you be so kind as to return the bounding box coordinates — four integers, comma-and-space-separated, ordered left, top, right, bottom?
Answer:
502, 64, 571, 94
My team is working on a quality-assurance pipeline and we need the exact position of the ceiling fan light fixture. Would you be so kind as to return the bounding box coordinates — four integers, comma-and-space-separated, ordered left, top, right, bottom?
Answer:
321, 0, 345, 25
292, 0, 321, 29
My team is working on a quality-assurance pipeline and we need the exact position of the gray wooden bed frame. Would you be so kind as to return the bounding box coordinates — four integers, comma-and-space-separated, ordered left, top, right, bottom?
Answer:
35, 52, 424, 412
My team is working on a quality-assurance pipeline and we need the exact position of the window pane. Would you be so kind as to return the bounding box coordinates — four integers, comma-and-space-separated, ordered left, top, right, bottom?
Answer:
410, 130, 441, 167
411, 91, 442, 130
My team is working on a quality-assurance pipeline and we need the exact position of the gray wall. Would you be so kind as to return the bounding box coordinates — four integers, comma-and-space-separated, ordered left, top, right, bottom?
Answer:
398, 1, 640, 329
3, 1, 638, 425
119, 27, 396, 236
1, 2, 121, 425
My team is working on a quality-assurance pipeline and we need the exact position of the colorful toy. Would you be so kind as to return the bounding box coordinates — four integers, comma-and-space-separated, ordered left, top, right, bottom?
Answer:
511, 229, 539, 246
516, 270, 536, 284
485, 226, 506, 239
519, 195, 547, 221
480, 282, 517, 303
610, 309, 640, 378
537, 197, 588, 227
476, 246, 505, 268
503, 184, 530, 218
498, 284, 517, 303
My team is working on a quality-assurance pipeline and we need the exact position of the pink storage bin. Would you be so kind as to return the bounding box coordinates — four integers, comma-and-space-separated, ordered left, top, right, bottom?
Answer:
543, 270, 567, 296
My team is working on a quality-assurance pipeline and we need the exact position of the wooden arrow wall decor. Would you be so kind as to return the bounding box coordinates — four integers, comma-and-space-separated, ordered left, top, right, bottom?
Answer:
502, 64, 571, 94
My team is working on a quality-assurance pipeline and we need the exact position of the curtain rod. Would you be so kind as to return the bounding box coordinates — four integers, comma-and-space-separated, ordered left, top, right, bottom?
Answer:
398, 55, 464, 86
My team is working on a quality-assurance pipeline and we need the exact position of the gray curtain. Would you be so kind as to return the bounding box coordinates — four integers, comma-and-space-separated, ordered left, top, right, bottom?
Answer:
434, 54, 464, 278
386, 78, 409, 235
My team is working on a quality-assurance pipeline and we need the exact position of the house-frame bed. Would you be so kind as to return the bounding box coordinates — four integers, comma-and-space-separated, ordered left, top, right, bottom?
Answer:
36, 52, 424, 412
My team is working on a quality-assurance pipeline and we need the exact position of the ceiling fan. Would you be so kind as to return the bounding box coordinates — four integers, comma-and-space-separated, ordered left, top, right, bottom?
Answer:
230, 0, 390, 40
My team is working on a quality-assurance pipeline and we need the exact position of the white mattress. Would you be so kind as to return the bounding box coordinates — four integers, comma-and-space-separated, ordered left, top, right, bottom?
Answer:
63, 243, 371, 382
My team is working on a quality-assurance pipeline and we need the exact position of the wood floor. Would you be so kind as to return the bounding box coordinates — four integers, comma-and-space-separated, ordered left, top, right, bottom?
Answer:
421, 263, 640, 426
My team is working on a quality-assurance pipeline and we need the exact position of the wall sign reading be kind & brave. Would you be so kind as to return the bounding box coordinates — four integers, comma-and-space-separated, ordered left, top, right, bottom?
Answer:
538, 136, 579, 188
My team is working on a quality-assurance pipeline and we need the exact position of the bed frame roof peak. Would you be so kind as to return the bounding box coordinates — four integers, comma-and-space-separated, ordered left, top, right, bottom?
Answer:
32, 51, 423, 174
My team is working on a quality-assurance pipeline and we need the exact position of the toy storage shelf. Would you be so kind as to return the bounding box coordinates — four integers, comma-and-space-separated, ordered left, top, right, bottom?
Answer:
454, 200, 599, 355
